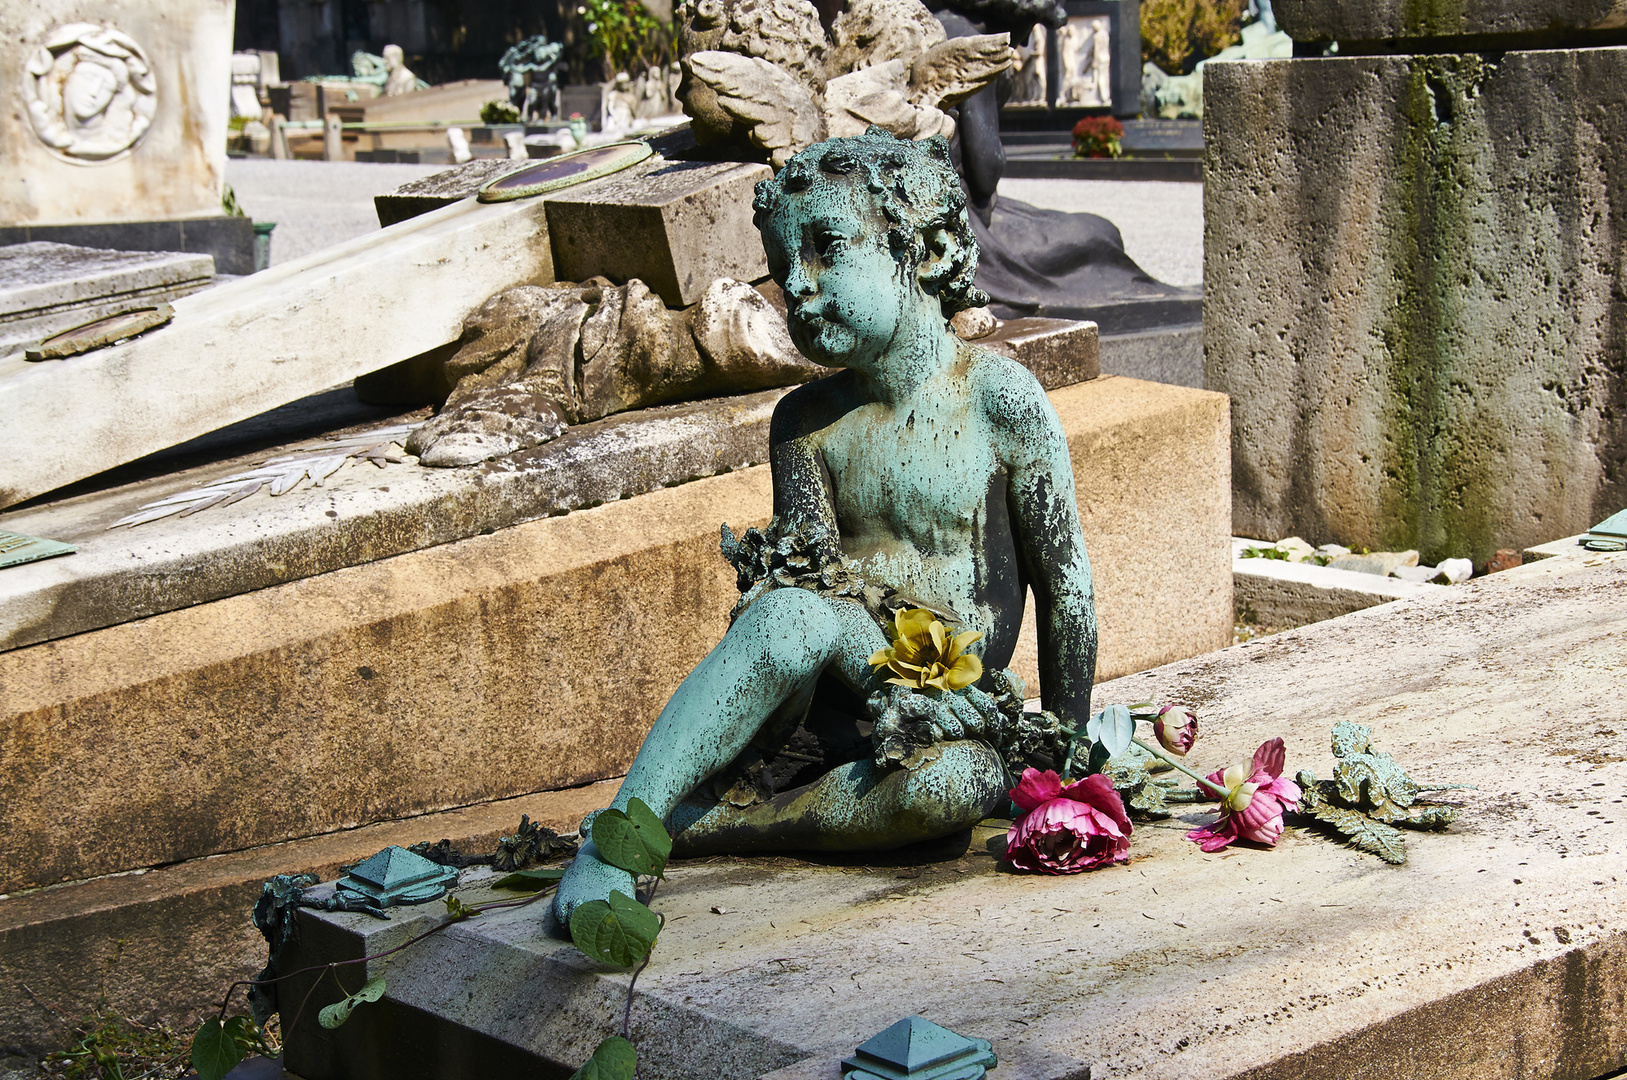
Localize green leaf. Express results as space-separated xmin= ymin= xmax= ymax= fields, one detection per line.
xmin=593 ymin=810 xmax=657 ymax=877
xmin=222 ymin=1015 xmax=269 ymax=1055
xmin=443 ymin=895 xmax=478 ymax=920
xmin=353 ymin=975 xmax=387 ymax=1004
xmin=568 ymin=1035 xmax=638 ymax=1080
xmin=569 ymin=890 xmax=658 ymax=967
xmin=318 ymin=998 xmax=356 ymax=1030
xmin=1086 ymin=740 xmax=1111 ymax=777
xmin=1091 ymin=704 xmax=1134 ymax=760
xmin=191 ymin=1018 xmax=245 ymax=1080
xmin=624 ymin=798 xmax=672 ymax=876
xmin=492 ymin=866 xmax=568 ymax=891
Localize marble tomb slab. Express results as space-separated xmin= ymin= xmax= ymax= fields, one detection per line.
xmin=0 ymin=0 xmax=233 ymax=227
xmin=1273 ymin=0 xmax=1627 ymax=42
xmin=281 ymin=551 xmax=1627 ymax=1080
xmin=0 ymin=241 xmax=214 ymax=351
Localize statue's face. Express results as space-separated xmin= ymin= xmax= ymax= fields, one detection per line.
xmin=64 ymin=58 xmax=119 ymax=123
xmin=762 ymin=181 xmax=912 ymax=370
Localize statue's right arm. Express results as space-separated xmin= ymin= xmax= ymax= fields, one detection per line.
xmin=767 ymin=380 xmax=841 ymax=533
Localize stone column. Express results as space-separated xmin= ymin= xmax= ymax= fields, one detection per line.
xmin=1204 ymin=1 xmax=1627 ymax=567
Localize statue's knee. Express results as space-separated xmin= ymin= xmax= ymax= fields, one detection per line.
xmin=734 ymin=588 xmax=844 ymax=667
xmin=894 ymin=741 xmax=1006 ymax=835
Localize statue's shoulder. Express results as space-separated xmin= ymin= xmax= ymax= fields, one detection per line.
xmin=770 ymin=370 xmax=853 ymax=443
xmin=962 ymin=346 xmax=1054 ymax=425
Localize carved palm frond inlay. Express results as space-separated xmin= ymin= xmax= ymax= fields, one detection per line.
xmin=109 ymin=424 xmax=420 ymax=529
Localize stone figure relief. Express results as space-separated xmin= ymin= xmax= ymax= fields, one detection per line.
xmin=1008 ymin=24 xmax=1047 ymax=105
xmin=1056 ymin=15 xmax=1110 ymax=107
xmin=23 ymin=23 xmax=157 ymax=163
xmin=675 ymin=0 xmax=1014 ymax=167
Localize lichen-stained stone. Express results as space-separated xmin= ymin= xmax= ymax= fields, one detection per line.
xmin=1204 ymin=48 xmax=1627 ymax=567
xmin=1273 ymin=0 xmax=1627 ymax=42
xmin=544 ymin=157 xmax=772 ymax=307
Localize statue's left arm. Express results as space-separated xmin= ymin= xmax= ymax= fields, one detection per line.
xmin=984 ymin=364 xmax=1098 ymax=731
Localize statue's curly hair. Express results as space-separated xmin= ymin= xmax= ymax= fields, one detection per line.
xmin=752 ymin=127 xmax=989 ymax=318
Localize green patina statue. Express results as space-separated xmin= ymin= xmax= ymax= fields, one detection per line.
xmin=554 ymin=127 xmax=1098 ymax=920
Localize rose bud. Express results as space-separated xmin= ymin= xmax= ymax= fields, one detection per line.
xmin=1154 ymin=705 xmax=1198 ymax=756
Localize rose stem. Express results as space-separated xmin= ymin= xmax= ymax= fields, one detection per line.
xmin=1131 ymin=736 xmax=1231 ymax=797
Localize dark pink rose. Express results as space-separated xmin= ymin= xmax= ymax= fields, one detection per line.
xmin=1186 ymin=737 xmax=1302 ymax=852
xmin=1154 ymin=705 xmax=1198 ymax=756
xmin=1006 ymin=768 xmax=1132 ymax=874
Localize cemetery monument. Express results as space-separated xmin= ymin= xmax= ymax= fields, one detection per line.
xmin=554 ymin=127 xmax=1098 ymax=916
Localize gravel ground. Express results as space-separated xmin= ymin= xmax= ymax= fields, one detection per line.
xmin=997 ymin=177 xmax=1204 ymax=287
xmin=225 ymin=159 xmax=1205 ymax=285
xmin=225 ymin=159 xmax=445 ymax=265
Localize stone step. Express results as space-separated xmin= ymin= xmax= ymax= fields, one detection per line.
xmin=279 ymin=552 xmax=1627 ymax=1080
xmin=0 ymin=780 xmax=616 ymax=1057
xmin=0 ymin=376 xmax=1229 ymax=897
xmin=1231 ymin=536 xmax=1442 ymax=628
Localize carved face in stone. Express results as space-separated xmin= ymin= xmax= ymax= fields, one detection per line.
xmin=383 ymin=44 xmax=404 ymax=72
xmin=23 ymin=24 xmax=156 ymax=163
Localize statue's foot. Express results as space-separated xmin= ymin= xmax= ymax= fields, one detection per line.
xmin=551 ymin=841 xmax=636 ymax=928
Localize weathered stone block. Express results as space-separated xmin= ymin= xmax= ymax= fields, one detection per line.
xmin=0 ymin=781 xmax=616 ymax=1056
xmin=0 ymin=376 xmax=1228 ymax=894
xmin=0 ymin=242 xmax=214 ymax=349
xmin=0 ymin=194 xmax=556 ymax=510
xmin=0 ymin=0 xmax=233 ymax=227
xmin=1204 ymin=48 xmax=1627 ymax=566
xmin=283 ymin=553 xmax=1627 ymax=1080
xmin=545 ymin=158 xmax=772 ymax=307
xmin=1274 ymin=0 xmax=1627 ymax=42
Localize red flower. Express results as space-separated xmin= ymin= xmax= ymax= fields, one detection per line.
xmin=1186 ymin=738 xmax=1303 ymax=852
xmin=1005 ymin=768 xmax=1132 ymax=874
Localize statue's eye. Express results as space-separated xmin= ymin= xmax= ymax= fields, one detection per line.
xmin=813 ymin=232 xmax=846 ymax=259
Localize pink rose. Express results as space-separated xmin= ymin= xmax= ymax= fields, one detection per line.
xmin=1186 ymin=737 xmax=1302 ymax=851
xmin=1154 ymin=705 xmax=1198 ymax=756
xmin=1006 ymin=768 xmax=1132 ymax=874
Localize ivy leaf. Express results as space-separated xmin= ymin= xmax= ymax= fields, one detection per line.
xmin=569 ymin=890 xmax=658 ymax=968
xmin=623 ymin=798 xmax=672 ymax=877
xmin=353 ymin=975 xmax=387 ymax=1004
xmin=191 ymin=1019 xmax=245 ymax=1080
xmin=592 ymin=810 xmax=657 ymax=877
xmin=443 ymin=895 xmax=478 ymax=920
xmin=492 ymin=866 xmax=568 ymax=891
xmin=221 ymin=1015 xmax=269 ymax=1055
xmin=569 ymin=1035 xmax=638 ymax=1080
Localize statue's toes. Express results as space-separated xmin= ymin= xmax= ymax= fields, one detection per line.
xmin=551 ymin=852 xmax=636 ymax=928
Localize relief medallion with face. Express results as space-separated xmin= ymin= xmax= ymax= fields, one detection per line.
xmin=23 ymin=23 xmax=158 ymax=164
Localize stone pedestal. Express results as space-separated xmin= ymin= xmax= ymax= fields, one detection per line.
xmin=278 ymin=552 xmax=1627 ymax=1080
xmin=0 ymin=0 xmax=234 ymax=227
xmin=1205 ymin=35 xmax=1627 ymax=566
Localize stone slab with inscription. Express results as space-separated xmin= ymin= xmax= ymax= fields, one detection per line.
xmin=0 ymin=241 xmax=214 ymax=351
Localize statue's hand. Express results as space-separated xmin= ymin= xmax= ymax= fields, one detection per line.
xmin=868 ymin=684 xmax=991 ymax=768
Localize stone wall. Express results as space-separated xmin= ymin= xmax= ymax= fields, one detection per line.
xmin=1204 ymin=48 xmax=1627 ymax=565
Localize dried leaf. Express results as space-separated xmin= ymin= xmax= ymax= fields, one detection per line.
xmin=1311 ymin=804 xmax=1408 ymax=864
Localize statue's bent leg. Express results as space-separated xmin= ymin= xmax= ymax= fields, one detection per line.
xmin=553 ymin=588 xmax=874 ymax=920
xmin=670 ymin=740 xmax=1007 ymax=856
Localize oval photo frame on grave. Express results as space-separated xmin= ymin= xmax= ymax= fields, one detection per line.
xmin=477 ymin=141 xmax=654 ymax=202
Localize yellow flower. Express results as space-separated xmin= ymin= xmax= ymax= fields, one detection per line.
xmin=868 ymin=608 xmax=984 ymax=692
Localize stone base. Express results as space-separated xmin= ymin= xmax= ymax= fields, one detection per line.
xmin=281 ymin=552 xmax=1627 ymax=1080
xmin=0 ymin=377 xmax=1228 ymax=896
xmin=1232 ymin=537 xmax=1442 ymax=627
xmin=0 ymin=217 xmax=256 ymax=277
xmin=1098 ymin=322 xmax=1201 ymax=388
xmin=0 ymin=782 xmax=615 ymax=1058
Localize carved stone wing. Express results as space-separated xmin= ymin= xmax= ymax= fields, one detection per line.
xmin=685 ymin=50 xmax=825 ymax=168
xmin=908 ymin=33 xmax=1014 ymax=110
